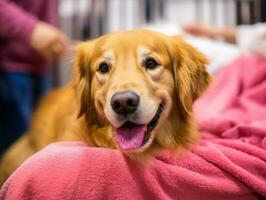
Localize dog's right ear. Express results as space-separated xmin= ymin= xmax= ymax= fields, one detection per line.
xmin=73 ymin=41 xmax=97 ymax=126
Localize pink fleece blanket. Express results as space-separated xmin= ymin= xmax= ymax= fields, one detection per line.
xmin=1 ymin=55 xmax=266 ymax=200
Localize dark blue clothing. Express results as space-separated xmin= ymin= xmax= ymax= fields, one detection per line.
xmin=0 ymin=72 xmax=50 ymax=154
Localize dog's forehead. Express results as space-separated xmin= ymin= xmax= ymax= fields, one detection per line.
xmin=101 ymin=47 xmax=151 ymax=60
xmin=97 ymin=30 xmax=169 ymax=54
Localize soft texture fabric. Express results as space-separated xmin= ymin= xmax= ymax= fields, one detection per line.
xmin=237 ymin=23 xmax=266 ymax=57
xmin=0 ymin=0 xmax=58 ymax=74
xmin=0 ymin=72 xmax=51 ymax=154
xmin=0 ymin=55 xmax=266 ymax=199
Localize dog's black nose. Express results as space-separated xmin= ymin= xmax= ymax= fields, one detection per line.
xmin=111 ymin=91 xmax=140 ymax=115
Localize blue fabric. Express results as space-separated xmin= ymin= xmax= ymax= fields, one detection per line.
xmin=0 ymin=72 xmax=51 ymax=154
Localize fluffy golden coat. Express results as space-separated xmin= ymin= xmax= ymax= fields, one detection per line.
xmin=0 ymin=29 xmax=211 ymax=184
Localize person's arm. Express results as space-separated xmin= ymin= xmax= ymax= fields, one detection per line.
xmin=183 ymin=23 xmax=236 ymax=43
xmin=0 ymin=0 xmax=68 ymax=60
xmin=0 ymin=0 xmax=38 ymax=44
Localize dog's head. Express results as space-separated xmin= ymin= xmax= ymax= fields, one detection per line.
xmin=74 ymin=29 xmax=210 ymax=156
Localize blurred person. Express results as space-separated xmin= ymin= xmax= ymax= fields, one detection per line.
xmin=0 ymin=0 xmax=68 ymax=154
xmin=183 ymin=23 xmax=266 ymax=57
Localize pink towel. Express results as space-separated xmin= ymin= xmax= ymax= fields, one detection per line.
xmin=1 ymin=55 xmax=266 ymax=199
xmin=194 ymin=55 xmax=266 ymax=148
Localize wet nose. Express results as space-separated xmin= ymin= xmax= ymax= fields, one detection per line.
xmin=111 ymin=91 xmax=140 ymax=116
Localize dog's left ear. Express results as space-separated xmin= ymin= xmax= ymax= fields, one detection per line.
xmin=169 ymin=36 xmax=211 ymax=118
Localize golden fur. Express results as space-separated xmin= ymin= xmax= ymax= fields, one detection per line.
xmin=0 ymin=29 xmax=211 ymax=184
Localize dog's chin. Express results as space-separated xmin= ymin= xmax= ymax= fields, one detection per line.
xmin=112 ymin=103 xmax=165 ymax=153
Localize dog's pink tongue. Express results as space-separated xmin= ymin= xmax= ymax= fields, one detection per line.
xmin=115 ymin=123 xmax=146 ymax=150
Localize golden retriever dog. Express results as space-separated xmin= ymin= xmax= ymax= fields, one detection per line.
xmin=0 ymin=29 xmax=210 ymax=184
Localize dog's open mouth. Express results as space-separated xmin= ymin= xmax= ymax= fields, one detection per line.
xmin=114 ymin=103 xmax=164 ymax=150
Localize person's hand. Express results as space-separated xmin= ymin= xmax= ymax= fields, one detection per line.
xmin=182 ymin=23 xmax=220 ymax=38
xmin=30 ymin=22 xmax=69 ymax=60
xmin=182 ymin=23 xmax=236 ymax=43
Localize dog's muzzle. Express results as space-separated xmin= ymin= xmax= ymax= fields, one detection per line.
xmin=110 ymin=91 xmax=164 ymax=151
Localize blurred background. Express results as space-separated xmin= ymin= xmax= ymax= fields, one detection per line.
xmin=56 ymin=0 xmax=265 ymax=85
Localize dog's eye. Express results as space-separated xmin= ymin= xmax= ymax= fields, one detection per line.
xmin=98 ymin=62 xmax=110 ymax=74
xmin=145 ymin=58 xmax=158 ymax=70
